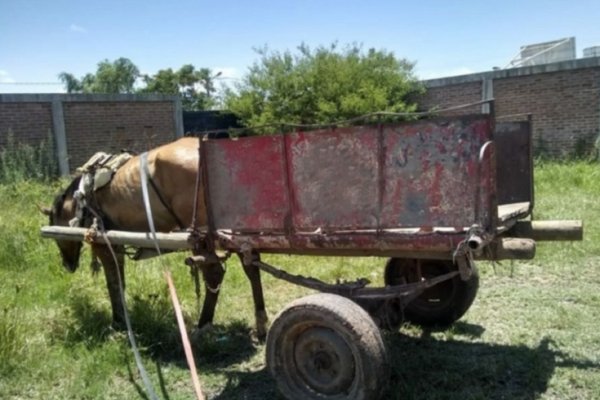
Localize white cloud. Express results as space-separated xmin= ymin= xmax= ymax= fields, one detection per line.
xmin=70 ymin=24 xmax=87 ymax=33
xmin=0 ymin=70 xmax=15 ymax=83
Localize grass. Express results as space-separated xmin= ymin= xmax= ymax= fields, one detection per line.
xmin=0 ymin=161 xmax=599 ymax=399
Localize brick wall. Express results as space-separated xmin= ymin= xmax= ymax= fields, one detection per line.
xmin=421 ymin=57 xmax=600 ymax=157
xmin=419 ymin=82 xmax=482 ymax=116
xmin=0 ymin=94 xmax=183 ymax=174
xmin=63 ymin=101 xmax=176 ymax=168
xmin=494 ymin=69 xmax=600 ymax=157
xmin=0 ymin=102 xmax=53 ymax=147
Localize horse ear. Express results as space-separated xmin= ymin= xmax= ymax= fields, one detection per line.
xmin=37 ymin=203 xmax=52 ymax=216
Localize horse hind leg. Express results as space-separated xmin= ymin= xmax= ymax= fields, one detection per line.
xmin=238 ymin=252 xmax=268 ymax=341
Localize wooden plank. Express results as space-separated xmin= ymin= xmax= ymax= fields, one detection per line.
xmin=497 ymin=202 xmax=531 ymax=223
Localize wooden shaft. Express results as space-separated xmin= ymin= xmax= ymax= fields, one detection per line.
xmin=40 ymin=226 xmax=193 ymax=250
xmin=511 ymin=220 xmax=583 ymax=241
xmin=481 ymin=237 xmax=536 ymax=260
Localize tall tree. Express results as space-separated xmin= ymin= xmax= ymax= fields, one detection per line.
xmin=92 ymin=58 xmax=140 ymax=93
xmin=141 ymin=68 xmax=179 ymax=94
xmin=58 ymin=57 xmax=140 ymax=93
xmin=225 ymin=43 xmax=423 ymax=129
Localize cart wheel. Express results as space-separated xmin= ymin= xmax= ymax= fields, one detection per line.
xmin=384 ymin=258 xmax=479 ymax=327
xmin=266 ymin=293 xmax=388 ymax=400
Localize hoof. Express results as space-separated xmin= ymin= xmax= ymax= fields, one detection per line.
xmin=106 ymin=326 xmax=127 ymax=341
xmin=255 ymin=330 xmax=267 ymax=343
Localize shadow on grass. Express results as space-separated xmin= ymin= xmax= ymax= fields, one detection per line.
xmin=380 ymin=332 xmax=598 ymax=400
xmin=64 ymin=295 xmax=598 ymax=399
xmin=64 ymin=290 xmax=259 ymax=367
xmin=61 ymin=292 xmax=115 ymax=346
xmin=207 ymin=329 xmax=598 ymax=400
xmin=212 ymin=367 xmax=280 ymax=400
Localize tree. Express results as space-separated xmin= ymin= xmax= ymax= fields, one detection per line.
xmin=141 ymin=68 xmax=179 ymax=94
xmin=57 ymin=72 xmax=82 ymax=93
xmin=92 ymin=58 xmax=140 ymax=93
xmin=58 ymin=58 xmax=140 ymax=93
xmin=59 ymin=59 xmax=221 ymax=111
xmin=225 ymin=43 xmax=423 ymax=129
xmin=141 ymin=65 xmax=222 ymax=110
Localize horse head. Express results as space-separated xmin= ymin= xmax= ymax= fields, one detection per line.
xmin=41 ymin=176 xmax=83 ymax=272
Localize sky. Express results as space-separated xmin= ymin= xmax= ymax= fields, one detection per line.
xmin=1 ymin=0 xmax=599 ymax=94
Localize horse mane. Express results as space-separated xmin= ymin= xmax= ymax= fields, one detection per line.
xmin=50 ymin=175 xmax=82 ymax=224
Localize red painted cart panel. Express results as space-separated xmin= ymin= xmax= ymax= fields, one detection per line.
xmin=202 ymin=115 xmax=497 ymax=255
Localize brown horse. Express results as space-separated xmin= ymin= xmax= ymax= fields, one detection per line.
xmin=42 ymin=137 xmax=268 ymax=338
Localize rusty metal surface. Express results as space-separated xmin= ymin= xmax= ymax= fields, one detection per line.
xmin=217 ymin=231 xmax=465 ymax=254
xmin=204 ymin=135 xmax=290 ymax=231
xmin=379 ymin=118 xmax=493 ymax=228
xmin=203 ymin=115 xmax=495 ymax=253
xmin=495 ymin=120 xmax=533 ymax=208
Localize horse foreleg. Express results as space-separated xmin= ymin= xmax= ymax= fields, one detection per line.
xmin=197 ymin=262 xmax=225 ymax=331
xmin=93 ymin=244 xmax=126 ymax=330
xmin=239 ymin=253 xmax=268 ymax=340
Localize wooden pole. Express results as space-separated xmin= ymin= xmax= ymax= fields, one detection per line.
xmin=40 ymin=226 xmax=193 ymax=250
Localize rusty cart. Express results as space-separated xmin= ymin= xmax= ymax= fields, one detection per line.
xmin=42 ymin=108 xmax=582 ymax=400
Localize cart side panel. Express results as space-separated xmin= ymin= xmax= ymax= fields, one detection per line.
xmin=287 ymin=126 xmax=380 ymax=230
xmin=204 ymin=135 xmax=290 ymax=231
xmin=381 ymin=118 xmax=494 ymax=228
xmin=286 ymin=117 xmax=495 ymax=230
xmin=204 ymin=115 xmax=496 ymax=233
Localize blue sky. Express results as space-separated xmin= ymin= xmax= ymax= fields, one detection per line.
xmin=1 ymin=0 xmax=599 ymax=93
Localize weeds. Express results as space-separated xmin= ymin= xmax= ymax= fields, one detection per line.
xmin=0 ymin=129 xmax=58 ymax=184
xmin=0 ymin=304 xmax=27 ymax=376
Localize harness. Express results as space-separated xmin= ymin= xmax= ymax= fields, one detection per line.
xmin=71 ymin=152 xmax=132 ymax=228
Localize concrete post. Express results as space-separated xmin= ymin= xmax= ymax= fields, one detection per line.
xmin=173 ymin=97 xmax=184 ymax=138
xmin=481 ymin=78 xmax=494 ymax=114
xmin=51 ymin=99 xmax=70 ymax=176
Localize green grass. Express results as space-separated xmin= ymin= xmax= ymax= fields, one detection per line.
xmin=0 ymin=161 xmax=599 ymax=399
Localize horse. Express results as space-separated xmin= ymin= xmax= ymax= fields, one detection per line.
xmin=41 ymin=137 xmax=268 ymax=339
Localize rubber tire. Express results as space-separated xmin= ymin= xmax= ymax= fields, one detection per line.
xmin=266 ymin=293 xmax=388 ymax=400
xmin=384 ymin=258 xmax=479 ymax=327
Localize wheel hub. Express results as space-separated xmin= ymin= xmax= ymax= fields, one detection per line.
xmin=293 ymin=327 xmax=355 ymax=395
